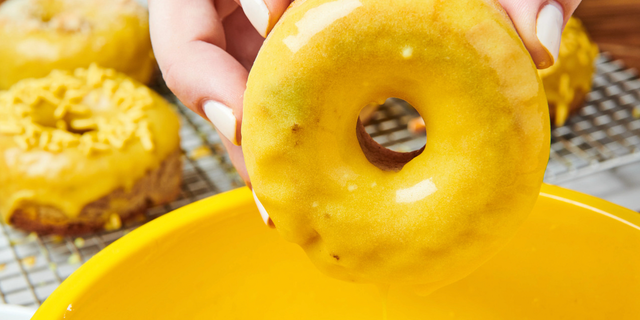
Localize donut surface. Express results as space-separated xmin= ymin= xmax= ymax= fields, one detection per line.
xmin=0 ymin=0 xmax=155 ymax=89
xmin=243 ymin=0 xmax=550 ymax=289
xmin=0 ymin=64 xmax=181 ymax=235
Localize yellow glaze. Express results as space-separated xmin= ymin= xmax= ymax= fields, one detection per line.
xmin=0 ymin=64 xmax=180 ymax=222
xmin=243 ymin=0 xmax=550 ymax=290
xmin=32 ymin=185 xmax=640 ymax=319
xmin=0 ymin=0 xmax=155 ymax=89
xmin=538 ymin=17 xmax=599 ymax=126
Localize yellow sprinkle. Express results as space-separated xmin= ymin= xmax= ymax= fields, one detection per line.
xmin=1 ymin=65 xmax=158 ymax=155
xmin=68 ymin=104 xmax=91 ymax=115
xmin=140 ymin=134 xmax=154 ymax=151
xmin=53 ymin=103 xmax=68 ymax=119
xmin=51 ymin=235 xmax=64 ymax=243
xmin=70 ymin=118 xmax=97 ymax=131
xmin=91 ymin=142 xmax=111 ymax=151
xmin=25 ymin=123 xmax=41 ymax=136
xmin=26 ymin=136 xmax=37 ymax=147
xmin=137 ymin=120 xmax=154 ymax=151
xmin=18 ymin=90 xmax=41 ymax=106
xmin=39 ymin=131 xmax=51 ymax=148
xmin=67 ymin=253 xmax=81 ymax=265
xmin=52 ymin=130 xmax=79 ymax=145
xmin=115 ymin=95 xmax=133 ymax=109
xmin=106 ymin=134 xmax=125 ymax=149
xmin=126 ymin=109 xmax=145 ymax=122
xmin=0 ymin=122 xmax=23 ymax=135
xmin=48 ymin=262 xmax=57 ymax=271
xmin=104 ymin=213 xmax=122 ymax=231
xmin=74 ymin=67 xmax=87 ymax=78
xmin=47 ymin=142 xmax=62 ymax=153
xmin=38 ymin=89 xmax=61 ymax=105
xmin=64 ymin=89 xmax=87 ymax=103
xmin=86 ymin=63 xmax=105 ymax=88
xmin=21 ymin=256 xmax=36 ymax=267
xmin=74 ymin=237 xmax=85 ymax=248
xmin=13 ymin=136 xmax=30 ymax=150
xmin=55 ymin=119 xmax=68 ymax=131
xmin=0 ymin=263 xmax=5 ymax=272
xmin=102 ymin=79 xmax=118 ymax=95
xmin=633 ymin=107 xmax=640 ymax=119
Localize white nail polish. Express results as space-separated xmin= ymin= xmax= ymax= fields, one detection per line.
xmin=536 ymin=3 xmax=563 ymax=65
xmin=240 ymin=0 xmax=270 ymax=37
xmin=252 ymin=189 xmax=270 ymax=226
xmin=203 ymin=101 xmax=239 ymax=146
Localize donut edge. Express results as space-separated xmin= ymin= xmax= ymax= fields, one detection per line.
xmin=8 ymin=150 xmax=183 ymax=236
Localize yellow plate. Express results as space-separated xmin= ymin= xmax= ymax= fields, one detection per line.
xmin=33 ymin=184 xmax=640 ymax=319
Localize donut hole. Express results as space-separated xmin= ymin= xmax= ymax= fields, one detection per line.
xmin=356 ymin=98 xmax=426 ymax=172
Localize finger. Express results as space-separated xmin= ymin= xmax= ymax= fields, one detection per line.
xmin=215 ymin=0 xmax=239 ymax=19
xmin=498 ymin=0 xmax=582 ymax=69
xmin=236 ymin=0 xmax=292 ymax=37
xmin=149 ymin=0 xmax=250 ymax=183
xmin=223 ymin=6 xmax=265 ymax=70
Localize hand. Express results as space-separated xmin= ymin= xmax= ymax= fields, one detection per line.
xmin=148 ymin=0 xmax=580 ymax=186
xmin=148 ymin=0 xmax=291 ymax=186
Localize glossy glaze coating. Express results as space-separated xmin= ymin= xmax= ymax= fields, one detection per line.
xmin=243 ymin=0 xmax=550 ymax=289
xmin=0 ymin=0 xmax=155 ymax=89
xmin=0 ymin=64 xmax=180 ymax=223
xmin=538 ymin=17 xmax=598 ymax=126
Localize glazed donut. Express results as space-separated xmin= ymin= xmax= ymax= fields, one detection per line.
xmin=538 ymin=17 xmax=599 ymax=127
xmin=0 ymin=64 xmax=181 ymax=235
xmin=243 ymin=0 xmax=550 ymax=290
xmin=0 ymin=0 xmax=155 ymax=90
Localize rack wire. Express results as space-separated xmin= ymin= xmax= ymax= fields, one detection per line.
xmin=1 ymin=52 xmax=639 ymax=308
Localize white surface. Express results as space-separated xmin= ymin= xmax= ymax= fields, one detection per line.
xmin=0 ymin=304 xmax=36 ymax=320
xmin=558 ymin=162 xmax=640 ymax=211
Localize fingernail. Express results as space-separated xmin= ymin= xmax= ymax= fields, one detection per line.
xmin=239 ymin=0 xmax=270 ymax=37
xmin=203 ymin=101 xmax=239 ymax=146
xmin=536 ymin=3 xmax=563 ymax=67
xmin=252 ymin=189 xmax=274 ymax=227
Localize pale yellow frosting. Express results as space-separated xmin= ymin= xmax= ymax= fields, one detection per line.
xmin=538 ymin=17 xmax=599 ymax=126
xmin=0 ymin=0 xmax=155 ymax=89
xmin=244 ymin=0 xmax=550 ymax=292
xmin=0 ymin=64 xmax=181 ymax=223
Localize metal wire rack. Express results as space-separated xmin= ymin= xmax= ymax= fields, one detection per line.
xmin=1 ymin=52 xmax=639 ymax=308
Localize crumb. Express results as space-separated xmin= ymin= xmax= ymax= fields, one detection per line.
xmin=21 ymin=256 xmax=36 ymax=267
xmin=67 ymin=253 xmax=81 ymax=265
xmin=189 ymin=145 xmax=212 ymax=160
xmin=74 ymin=237 xmax=85 ymax=248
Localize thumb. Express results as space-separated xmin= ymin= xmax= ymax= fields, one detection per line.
xmin=237 ymin=0 xmax=292 ymax=37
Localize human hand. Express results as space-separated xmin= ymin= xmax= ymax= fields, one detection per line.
xmin=149 ymin=0 xmax=580 ymax=186
xmin=148 ymin=0 xmax=291 ymax=186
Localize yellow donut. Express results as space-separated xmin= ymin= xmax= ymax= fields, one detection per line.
xmin=243 ymin=0 xmax=550 ymax=289
xmin=538 ymin=17 xmax=599 ymax=127
xmin=0 ymin=0 xmax=155 ymax=90
xmin=0 ymin=64 xmax=181 ymax=235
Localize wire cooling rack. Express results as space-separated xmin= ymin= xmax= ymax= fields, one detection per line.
xmin=1 ymin=52 xmax=639 ymax=308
